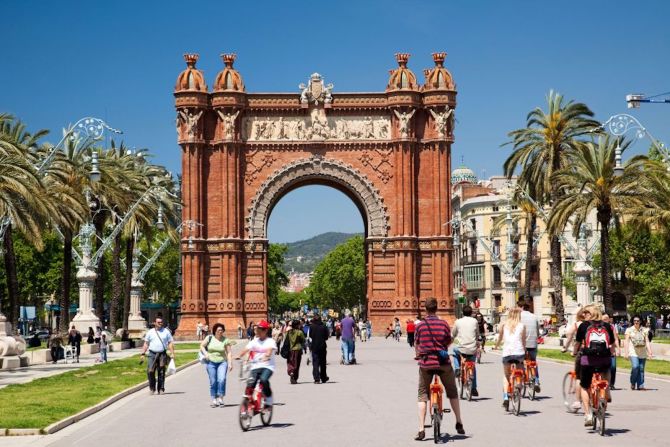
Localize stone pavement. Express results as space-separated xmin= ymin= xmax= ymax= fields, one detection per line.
xmin=1 ymin=337 xmax=668 ymax=447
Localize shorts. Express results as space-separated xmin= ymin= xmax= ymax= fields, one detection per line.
xmin=574 ymin=354 xmax=582 ymax=377
xmin=418 ymin=366 xmax=458 ymax=401
xmin=502 ymin=355 xmax=525 ymax=365
xmin=526 ymin=348 xmax=537 ymax=361
xmin=580 ymin=364 xmax=610 ymax=389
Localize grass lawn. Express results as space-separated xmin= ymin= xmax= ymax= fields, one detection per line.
xmin=174 ymin=342 xmax=202 ymax=350
xmin=653 ymin=338 xmax=670 ymax=344
xmin=0 ymin=354 xmax=192 ymax=429
xmin=538 ymin=349 xmax=670 ymax=376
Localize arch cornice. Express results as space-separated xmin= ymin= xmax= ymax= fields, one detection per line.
xmin=246 ymin=155 xmax=389 ymax=239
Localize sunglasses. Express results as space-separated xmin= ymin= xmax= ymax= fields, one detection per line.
xmin=633 ymin=320 xmax=641 ymax=323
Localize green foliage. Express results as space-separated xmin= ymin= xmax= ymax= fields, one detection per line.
xmin=267 ymin=243 xmax=289 ymax=309
xmin=283 ymin=232 xmax=361 ymax=273
xmin=140 ymin=236 xmax=180 ymax=306
xmin=271 ymin=290 xmax=308 ymax=314
xmin=608 ymin=226 xmax=670 ymax=313
xmin=307 ymin=235 xmax=365 ymax=311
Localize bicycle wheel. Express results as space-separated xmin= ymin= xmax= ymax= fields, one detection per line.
xmin=260 ymin=402 xmax=273 ymax=426
xmin=456 ymin=372 xmax=463 ymax=399
xmin=598 ymin=398 xmax=606 ymax=436
xmin=432 ymin=404 xmax=441 ymax=443
xmin=238 ymin=397 xmax=252 ymax=431
xmin=465 ymin=377 xmax=473 ymax=401
xmin=513 ymin=385 xmax=522 ymax=416
xmin=528 ymin=375 xmax=537 ymax=401
xmin=562 ymin=372 xmax=578 ymax=413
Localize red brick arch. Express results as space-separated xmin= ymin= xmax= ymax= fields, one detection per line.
xmin=175 ymin=54 xmax=457 ymax=334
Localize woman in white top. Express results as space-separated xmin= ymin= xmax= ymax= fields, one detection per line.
xmin=493 ymin=307 xmax=527 ymax=410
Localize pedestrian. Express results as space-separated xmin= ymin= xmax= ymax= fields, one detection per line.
xmin=99 ymin=333 xmax=109 ymax=363
xmin=140 ymin=316 xmax=176 ymax=395
xmin=94 ymin=326 xmax=102 ymax=345
xmin=237 ymin=322 xmax=244 ymax=339
xmin=406 ymin=319 xmax=416 ymax=347
xmin=414 ymin=297 xmax=465 ymax=441
xmin=624 ymin=315 xmax=653 ymax=390
xmin=451 ymin=305 xmax=480 ymax=397
xmin=358 ymin=319 xmax=367 ymax=342
xmin=340 ymin=310 xmax=356 ymax=365
xmin=68 ymin=325 xmax=82 ymax=363
xmin=519 ymin=302 xmax=541 ymax=392
xmin=246 ymin=322 xmax=254 ymax=340
xmin=334 ymin=319 xmax=342 ymax=340
xmin=202 ymin=324 xmax=209 ymax=339
xmin=272 ymin=322 xmax=284 ymax=351
xmin=49 ymin=332 xmax=62 ymax=364
xmin=602 ymin=313 xmax=621 ymax=389
xmin=286 ymin=320 xmax=306 ymax=384
xmin=86 ymin=327 xmax=94 ymax=345
xmin=366 ymin=319 xmax=372 ymax=340
xmin=196 ymin=321 xmax=203 ymax=340
xmin=493 ymin=307 xmax=526 ymax=411
xmin=199 ymin=323 xmax=234 ymax=407
xmin=308 ymin=314 xmax=330 ymax=384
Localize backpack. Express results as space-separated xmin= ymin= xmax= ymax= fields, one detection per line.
xmin=583 ymin=322 xmax=612 ymax=357
xmin=280 ymin=333 xmax=291 ymax=359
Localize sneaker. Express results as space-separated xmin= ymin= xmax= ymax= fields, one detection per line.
xmin=217 ymin=397 xmax=224 ymax=406
xmin=314 ymin=380 xmax=321 ymax=384
xmin=322 ymin=377 xmax=329 ymax=383
xmin=149 ymin=389 xmax=156 ymax=395
xmin=534 ymin=383 xmax=541 ymax=393
xmin=571 ymin=401 xmax=582 ymax=411
xmin=472 ymin=389 xmax=479 ymax=397
xmin=584 ymin=414 xmax=593 ymax=427
xmin=211 ymin=399 xmax=218 ymax=408
xmin=455 ymin=422 xmax=465 ymax=435
xmin=502 ymin=399 xmax=509 ymax=411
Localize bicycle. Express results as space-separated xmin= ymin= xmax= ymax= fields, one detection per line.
xmin=522 ymin=356 xmax=539 ymax=400
xmin=455 ymin=354 xmax=476 ymax=401
xmin=429 ymin=374 xmax=451 ymax=444
xmin=588 ymin=372 xmax=608 ymax=436
xmin=507 ymin=362 xmax=524 ymax=415
xmin=562 ymin=370 xmax=580 ymax=413
xmin=237 ymin=359 xmax=273 ymax=431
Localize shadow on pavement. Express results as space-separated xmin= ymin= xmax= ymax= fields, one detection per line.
xmin=248 ymin=422 xmax=295 ymax=431
xmin=604 ymin=428 xmax=631 ymax=436
xmin=530 ymin=395 xmax=552 ymax=401
xmin=159 ymin=391 xmax=186 ymax=395
xmin=517 ymin=410 xmax=541 ymax=417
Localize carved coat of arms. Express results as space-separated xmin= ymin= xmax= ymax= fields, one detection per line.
xmin=299 ymin=73 xmax=333 ymax=106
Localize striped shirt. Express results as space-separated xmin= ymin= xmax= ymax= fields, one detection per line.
xmin=415 ymin=316 xmax=452 ymax=369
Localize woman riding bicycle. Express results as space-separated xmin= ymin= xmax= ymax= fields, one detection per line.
xmin=561 ymin=307 xmax=588 ymax=411
xmin=493 ymin=307 xmax=526 ymax=411
xmin=236 ymin=320 xmax=277 ymax=410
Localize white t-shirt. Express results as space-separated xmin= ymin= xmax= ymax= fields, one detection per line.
xmin=246 ymin=337 xmax=278 ymax=371
xmin=520 ymin=310 xmax=539 ymax=349
xmin=144 ymin=328 xmax=173 ymax=353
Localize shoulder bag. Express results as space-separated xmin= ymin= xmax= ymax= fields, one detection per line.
xmin=422 ymin=319 xmax=450 ymax=365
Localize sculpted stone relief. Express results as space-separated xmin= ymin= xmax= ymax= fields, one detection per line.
xmin=177 ymin=109 xmax=203 ymax=139
xmin=429 ymin=106 xmax=454 ymax=139
xmin=216 ymin=109 xmax=240 ymax=140
xmin=243 ymin=111 xmax=391 ymax=142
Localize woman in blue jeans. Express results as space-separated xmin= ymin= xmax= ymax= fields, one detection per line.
xmin=624 ymin=316 xmax=653 ymax=390
xmin=200 ymin=323 xmax=234 ymax=407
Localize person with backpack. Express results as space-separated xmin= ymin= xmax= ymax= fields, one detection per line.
xmin=573 ymin=304 xmax=615 ymax=427
xmin=283 ymin=320 xmax=306 ymax=384
xmin=624 ymin=315 xmax=653 ymax=391
xmin=199 ymin=323 xmax=234 ymax=407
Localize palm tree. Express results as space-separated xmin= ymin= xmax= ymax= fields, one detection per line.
xmin=0 ymin=117 xmax=51 ymax=326
xmin=504 ymin=91 xmax=600 ymax=321
xmin=548 ymin=136 xmax=647 ymax=314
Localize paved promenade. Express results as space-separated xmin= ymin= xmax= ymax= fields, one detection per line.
xmin=2 ymin=337 xmax=668 ymax=447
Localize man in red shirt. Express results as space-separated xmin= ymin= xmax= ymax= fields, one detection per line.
xmin=406 ymin=319 xmax=416 ymax=347
xmin=414 ymin=298 xmax=465 ymax=440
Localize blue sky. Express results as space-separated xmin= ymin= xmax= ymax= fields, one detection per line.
xmin=2 ymin=0 xmax=669 ymax=242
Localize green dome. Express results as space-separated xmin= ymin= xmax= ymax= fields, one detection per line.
xmin=451 ymin=165 xmax=477 ymax=185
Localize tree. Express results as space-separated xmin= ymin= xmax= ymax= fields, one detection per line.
xmin=267 ymin=244 xmax=289 ymax=314
xmin=548 ymin=136 xmax=646 ymax=315
xmin=504 ymin=91 xmax=600 ymax=320
xmin=307 ymin=235 xmax=365 ymax=311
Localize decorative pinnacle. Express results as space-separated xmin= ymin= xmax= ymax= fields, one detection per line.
xmin=432 ymin=52 xmax=446 ymax=66
xmin=221 ymin=53 xmax=237 ymax=67
xmin=184 ymin=53 xmax=199 ymax=67
xmin=395 ymin=53 xmax=410 ymax=67
xmin=423 ymin=69 xmax=431 ymax=78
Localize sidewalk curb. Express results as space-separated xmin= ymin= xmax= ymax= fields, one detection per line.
xmin=0 ymin=359 xmax=198 ymax=436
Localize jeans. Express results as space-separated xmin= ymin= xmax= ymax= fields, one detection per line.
xmin=526 ymin=347 xmax=540 ymax=381
xmin=206 ymin=361 xmax=228 ymax=398
xmin=452 ymin=348 xmax=477 ymax=389
xmin=246 ymin=367 xmax=273 ymax=399
xmin=100 ymin=347 xmax=107 ymax=362
xmin=147 ymin=351 xmax=167 ymax=392
xmin=610 ymin=356 xmax=617 ymax=387
xmin=341 ymin=338 xmax=355 ymax=364
xmin=630 ymin=356 xmax=647 ymax=389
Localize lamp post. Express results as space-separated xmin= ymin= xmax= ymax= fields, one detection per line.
xmin=0 ymin=117 xmax=119 ymax=367
xmin=625 ymin=92 xmax=670 ymax=109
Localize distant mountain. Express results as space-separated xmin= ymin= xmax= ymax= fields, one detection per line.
xmin=281 ymin=232 xmax=362 ymax=273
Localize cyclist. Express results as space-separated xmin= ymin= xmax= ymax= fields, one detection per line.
xmin=236 ymin=320 xmax=277 ymax=410
xmin=561 ymin=307 xmax=589 ymax=411
xmin=518 ymin=301 xmax=541 ymax=392
xmin=414 ymin=297 xmax=465 ymax=441
xmin=573 ymin=304 xmax=615 ymax=427
xmin=493 ymin=307 xmax=526 ymax=410
xmin=451 ymin=305 xmax=480 ymax=396
xmin=475 ymin=312 xmax=487 ymax=353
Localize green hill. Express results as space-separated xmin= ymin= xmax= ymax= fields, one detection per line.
xmin=282 ymin=232 xmax=362 ymax=273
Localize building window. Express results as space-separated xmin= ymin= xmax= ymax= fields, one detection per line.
xmin=492 ymin=206 xmax=499 ymax=212
xmin=494 ymin=294 xmax=502 ymax=308
xmin=493 ymin=240 xmax=500 ymax=257
xmin=464 ymin=265 xmax=485 ymax=289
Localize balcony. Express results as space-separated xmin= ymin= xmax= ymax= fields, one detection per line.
xmin=461 ymin=254 xmax=485 ymax=265
xmin=491 ymin=280 xmax=502 ymax=289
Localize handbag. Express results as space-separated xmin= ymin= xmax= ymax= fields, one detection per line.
xmin=280 ymin=333 xmax=291 ymax=359
xmin=167 ymin=358 xmax=176 ymax=375
xmin=422 ymin=319 xmax=450 ymax=365
xmin=198 ymin=335 xmax=214 ymax=364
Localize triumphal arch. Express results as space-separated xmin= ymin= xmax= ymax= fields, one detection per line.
xmin=175 ymin=52 xmax=457 ymax=333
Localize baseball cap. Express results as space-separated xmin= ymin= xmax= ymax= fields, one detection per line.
xmin=256 ymin=320 xmax=271 ymax=329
